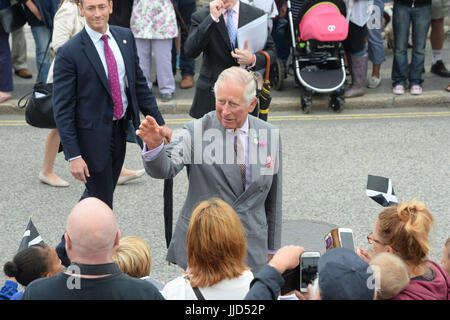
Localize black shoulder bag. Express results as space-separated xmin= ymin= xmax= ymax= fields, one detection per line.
xmin=18 ymin=36 xmax=56 ymax=129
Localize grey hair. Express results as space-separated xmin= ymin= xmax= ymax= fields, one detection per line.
xmin=213 ymin=67 xmax=257 ymax=106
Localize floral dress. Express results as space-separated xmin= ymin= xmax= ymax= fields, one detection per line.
xmin=130 ymin=0 xmax=178 ymax=40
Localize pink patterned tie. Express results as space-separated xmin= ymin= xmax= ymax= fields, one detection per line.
xmin=101 ymin=34 xmax=123 ymax=120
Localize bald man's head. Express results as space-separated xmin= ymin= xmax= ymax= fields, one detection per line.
xmin=65 ymin=198 xmax=120 ymax=263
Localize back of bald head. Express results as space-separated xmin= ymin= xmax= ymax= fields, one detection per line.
xmin=66 ymin=197 xmax=119 ymax=257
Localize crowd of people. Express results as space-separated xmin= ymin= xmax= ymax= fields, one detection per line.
xmin=0 ymin=0 xmax=449 ymax=301
xmin=1 ymin=197 xmax=449 ymax=300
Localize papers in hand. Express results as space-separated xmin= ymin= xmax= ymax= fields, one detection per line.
xmin=366 ymin=175 xmax=398 ymax=207
xmin=237 ymin=14 xmax=268 ymax=53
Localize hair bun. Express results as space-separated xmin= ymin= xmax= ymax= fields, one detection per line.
xmin=397 ymin=200 xmax=426 ymax=223
xmin=3 ymin=261 xmax=19 ymax=277
xmin=397 ymin=203 xmax=413 ymax=223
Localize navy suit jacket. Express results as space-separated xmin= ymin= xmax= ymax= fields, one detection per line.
xmin=184 ymin=1 xmax=276 ymax=118
xmin=53 ymin=25 xmax=165 ymax=173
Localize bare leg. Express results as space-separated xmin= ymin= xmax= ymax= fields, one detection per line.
xmin=40 ymin=129 xmax=69 ymax=187
xmin=372 ymin=63 xmax=381 ymax=79
xmin=430 ymin=18 xmax=444 ymax=51
xmin=429 ymin=18 xmax=450 ymax=77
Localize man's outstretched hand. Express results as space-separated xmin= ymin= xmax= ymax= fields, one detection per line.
xmin=136 ymin=116 xmax=171 ymax=149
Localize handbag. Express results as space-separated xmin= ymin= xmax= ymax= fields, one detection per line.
xmin=18 ymin=82 xmax=56 ymax=128
xmin=0 ymin=3 xmax=26 ymax=33
xmin=18 ymin=37 xmax=56 ymax=129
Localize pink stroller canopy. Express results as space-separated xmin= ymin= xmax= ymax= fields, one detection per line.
xmin=299 ymin=2 xmax=348 ymax=42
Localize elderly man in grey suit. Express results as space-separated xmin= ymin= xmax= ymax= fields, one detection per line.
xmin=137 ymin=67 xmax=282 ymax=274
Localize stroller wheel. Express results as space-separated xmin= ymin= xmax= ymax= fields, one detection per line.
xmin=301 ymin=96 xmax=312 ymax=114
xmin=329 ymin=97 xmax=343 ymax=113
xmin=270 ymin=59 xmax=284 ymax=91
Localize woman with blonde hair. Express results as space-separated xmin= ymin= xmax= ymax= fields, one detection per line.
xmin=359 ymin=199 xmax=450 ymax=300
xmin=161 ymin=198 xmax=254 ymax=300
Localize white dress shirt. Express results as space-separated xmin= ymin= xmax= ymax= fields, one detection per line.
xmin=84 ymin=24 xmax=128 ymax=120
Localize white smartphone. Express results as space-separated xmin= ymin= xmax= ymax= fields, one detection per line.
xmin=300 ymin=251 xmax=320 ymax=292
xmin=338 ymin=228 xmax=355 ymax=251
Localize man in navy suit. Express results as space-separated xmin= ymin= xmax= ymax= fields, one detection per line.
xmin=184 ymin=0 xmax=276 ymax=119
xmin=53 ymin=0 xmax=171 ymax=265
xmin=53 ymin=0 xmax=171 ymax=209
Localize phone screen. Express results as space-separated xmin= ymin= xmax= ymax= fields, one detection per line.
xmin=300 ymin=256 xmax=319 ymax=290
xmin=340 ymin=231 xmax=355 ymax=250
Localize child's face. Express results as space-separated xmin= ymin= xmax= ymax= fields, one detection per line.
xmin=46 ymin=247 xmax=63 ymax=276
xmin=441 ymin=245 xmax=450 ymax=275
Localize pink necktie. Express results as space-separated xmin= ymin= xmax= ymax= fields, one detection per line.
xmin=101 ymin=34 xmax=123 ymax=120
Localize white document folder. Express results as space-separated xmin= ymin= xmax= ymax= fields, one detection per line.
xmin=237 ymin=13 xmax=268 ymax=53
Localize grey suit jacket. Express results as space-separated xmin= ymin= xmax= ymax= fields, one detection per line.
xmin=143 ymin=111 xmax=282 ymax=274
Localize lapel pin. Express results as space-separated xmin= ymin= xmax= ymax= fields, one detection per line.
xmin=123 ymin=40 xmax=127 ymax=44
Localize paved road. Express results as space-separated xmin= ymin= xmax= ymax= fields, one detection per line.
xmin=1 ymin=107 xmax=449 ymax=286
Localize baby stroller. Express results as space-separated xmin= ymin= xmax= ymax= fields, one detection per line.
xmin=286 ymin=0 xmax=348 ymax=113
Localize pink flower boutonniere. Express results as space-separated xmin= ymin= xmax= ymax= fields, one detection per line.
xmin=258 ymin=141 xmax=267 ymax=147
xmin=265 ymin=155 xmax=274 ymax=168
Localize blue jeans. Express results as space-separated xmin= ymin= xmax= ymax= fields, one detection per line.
xmin=31 ymin=25 xmax=52 ymax=83
xmin=391 ymin=3 xmax=431 ymax=87
xmin=367 ymin=0 xmax=385 ymax=65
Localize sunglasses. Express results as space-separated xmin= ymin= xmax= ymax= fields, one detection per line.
xmin=367 ymin=232 xmax=384 ymax=245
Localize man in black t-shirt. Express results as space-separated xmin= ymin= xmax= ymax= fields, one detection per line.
xmin=22 ymin=197 xmax=164 ymax=300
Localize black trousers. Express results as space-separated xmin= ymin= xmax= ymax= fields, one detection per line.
xmin=80 ymin=123 xmax=127 ymax=209
xmin=343 ymin=22 xmax=368 ymax=55
xmin=56 ymin=122 xmax=126 ymax=266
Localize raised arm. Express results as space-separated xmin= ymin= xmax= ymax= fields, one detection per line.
xmin=184 ymin=3 xmax=222 ymax=59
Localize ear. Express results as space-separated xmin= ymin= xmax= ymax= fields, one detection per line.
xmin=114 ymin=229 xmax=121 ymax=248
xmin=109 ymin=0 xmax=113 ymax=14
xmin=248 ymin=97 xmax=258 ymax=113
xmin=64 ymin=232 xmax=71 ymax=252
xmin=385 ymin=245 xmax=396 ymax=255
xmin=78 ymin=2 xmax=84 ymax=16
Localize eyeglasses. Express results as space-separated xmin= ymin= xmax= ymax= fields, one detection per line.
xmin=367 ymin=232 xmax=383 ymax=245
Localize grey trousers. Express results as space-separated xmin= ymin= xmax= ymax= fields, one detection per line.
xmin=135 ymin=38 xmax=175 ymax=94
xmin=10 ymin=27 xmax=28 ymax=70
